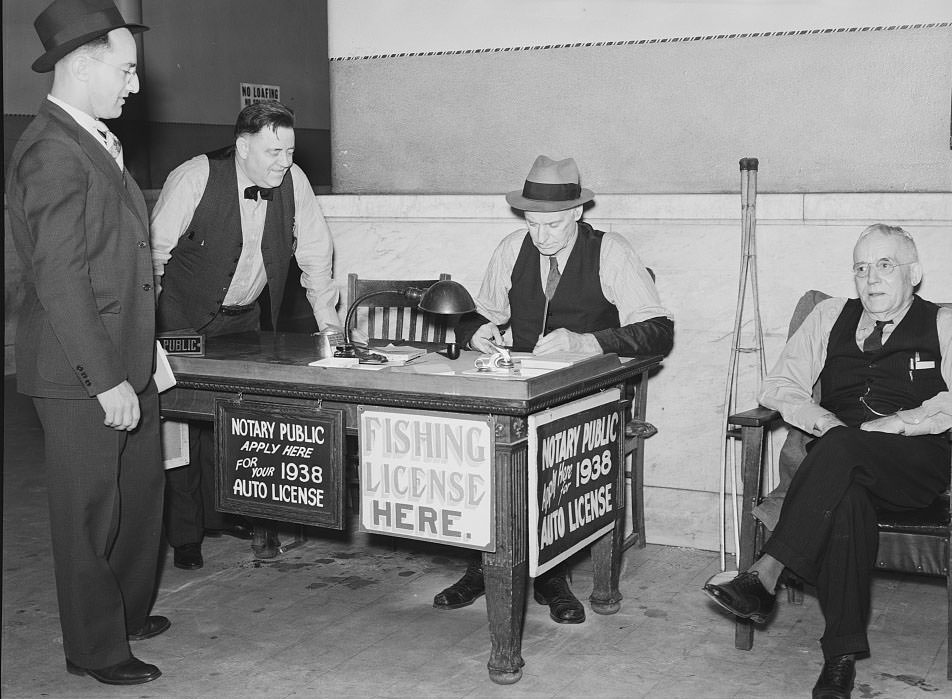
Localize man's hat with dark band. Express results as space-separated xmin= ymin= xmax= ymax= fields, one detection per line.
xmin=505 ymin=155 xmax=595 ymax=212
xmin=32 ymin=0 xmax=148 ymax=73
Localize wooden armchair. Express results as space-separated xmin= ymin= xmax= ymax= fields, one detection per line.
xmin=346 ymin=273 xmax=452 ymax=343
xmin=726 ymin=295 xmax=952 ymax=679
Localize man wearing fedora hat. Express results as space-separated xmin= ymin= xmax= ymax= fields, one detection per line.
xmin=7 ymin=0 xmax=167 ymax=686
xmin=433 ymin=155 xmax=674 ymax=623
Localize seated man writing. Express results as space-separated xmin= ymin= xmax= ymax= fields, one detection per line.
xmin=704 ymin=224 xmax=951 ymax=699
xmin=433 ymin=154 xmax=674 ymax=623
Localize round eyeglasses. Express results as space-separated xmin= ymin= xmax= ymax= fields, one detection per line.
xmin=852 ymin=260 xmax=912 ymax=278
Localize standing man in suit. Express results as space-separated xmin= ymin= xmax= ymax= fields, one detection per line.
xmin=151 ymin=100 xmax=343 ymax=567
xmin=7 ymin=0 xmax=168 ymax=686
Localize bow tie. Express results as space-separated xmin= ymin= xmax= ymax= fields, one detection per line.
xmin=244 ymin=185 xmax=273 ymax=201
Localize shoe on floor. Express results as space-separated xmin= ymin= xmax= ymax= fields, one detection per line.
xmin=433 ymin=560 xmax=485 ymax=609
xmin=128 ymin=615 xmax=171 ymax=641
xmin=205 ymin=519 xmax=254 ymax=540
xmin=533 ymin=573 xmax=585 ymax=624
xmin=812 ymin=654 xmax=855 ymax=699
xmin=173 ymin=542 xmax=203 ymax=570
xmin=702 ymin=570 xmax=776 ymax=624
xmin=66 ymin=656 xmax=161 ymax=685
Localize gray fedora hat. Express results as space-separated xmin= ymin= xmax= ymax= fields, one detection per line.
xmin=505 ymin=155 xmax=595 ymax=212
xmin=32 ymin=0 xmax=147 ymax=73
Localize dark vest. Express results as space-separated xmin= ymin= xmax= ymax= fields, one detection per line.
xmin=508 ymin=221 xmax=620 ymax=352
xmin=820 ymin=296 xmax=946 ymax=426
xmin=157 ymin=149 xmax=296 ymax=332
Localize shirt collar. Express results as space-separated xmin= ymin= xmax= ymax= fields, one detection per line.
xmin=859 ymin=297 xmax=914 ymax=331
xmin=47 ymin=94 xmax=103 ymax=144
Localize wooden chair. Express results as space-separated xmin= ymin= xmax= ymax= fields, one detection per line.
xmin=726 ymin=294 xmax=952 ymax=679
xmin=346 ymin=273 xmax=452 ymax=343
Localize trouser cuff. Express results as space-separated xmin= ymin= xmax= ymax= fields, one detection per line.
xmin=821 ymin=631 xmax=869 ymax=661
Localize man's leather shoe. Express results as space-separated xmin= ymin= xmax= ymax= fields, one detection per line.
xmin=173 ymin=542 xmax=203 ymax=570
xmin=813 ymin=654 xmax=855 ymax=698
xmin=128 ymin=615 xmax=171 ymax=641
xmin=66 ymin=657 xmax=161 ymax=685
xmin=703 ymin=570 xmax=776 ymax=624
xmin=433 ymin=560 xmax=485 ymax=609
xmin=533 ymin=573 xmax=585 ymax=624
xmin=205 ymin=520 xmax=254 ymax=540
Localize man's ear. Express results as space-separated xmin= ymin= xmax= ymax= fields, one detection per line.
xmin=572 ymin=206 xmax=583 ymax=222
xmin=235 ymin=135 xmax=249 ymax=159
xmin=67 ymin=53 xmax=90 ymax=82
xmin=910 ymin=261 xmax=923 ymax=287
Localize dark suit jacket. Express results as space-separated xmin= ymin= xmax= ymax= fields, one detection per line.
xmin=7 ymin=100 xmax=156 ymax=399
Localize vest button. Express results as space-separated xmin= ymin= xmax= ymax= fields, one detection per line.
xmin=137 ymin=240 xmax=147 ymax=248
xmin=142 ymin=283 xmax=152 ymax=291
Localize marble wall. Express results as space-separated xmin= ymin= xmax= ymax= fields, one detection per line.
xmin=316 ymin=192 xmax=952 ymax=552
xmin=4 ymin=191 xmax=951 ymax=551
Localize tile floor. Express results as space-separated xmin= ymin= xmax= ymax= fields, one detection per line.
xmin=2 ymin=376 xmax=950 ymax=698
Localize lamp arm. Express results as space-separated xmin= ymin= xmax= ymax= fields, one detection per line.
xmin=343 ymin=288 xmax=423 ymax=344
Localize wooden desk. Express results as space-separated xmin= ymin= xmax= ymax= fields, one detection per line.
xmin=161 ymin=332 xmax=661 ymax=684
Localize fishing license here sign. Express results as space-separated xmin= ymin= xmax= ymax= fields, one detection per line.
xmin=528 ymin=389 xmax=624 ymax=576
xmin=358 ymin=407 xmax=495 ymax=551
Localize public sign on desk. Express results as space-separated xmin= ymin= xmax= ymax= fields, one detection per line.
xmin=215 ymin=400 xmax=345 ymax=529
xmin=359 ymin=407 xmax=495 ymax=551
xmin=528 ymin=389 xmax=623 ymax=576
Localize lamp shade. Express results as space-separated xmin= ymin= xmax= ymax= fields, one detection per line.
xmin=417 ymin=280 xmax=476 ymax=315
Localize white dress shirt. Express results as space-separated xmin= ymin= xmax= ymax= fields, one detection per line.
xmin=150 ymin=155 xmax=339 ymax=330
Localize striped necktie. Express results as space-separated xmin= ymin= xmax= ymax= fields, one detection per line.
xmin=544 ymin=256 xmax=561 ymax=300
xmin=94 ymin=122 xmax=122 ymax=160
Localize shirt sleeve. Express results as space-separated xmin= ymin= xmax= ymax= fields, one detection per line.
xmin=472 ymin=230 xmax=524 ymax=325
xmin=896 ymin=305 xmax=952 ymax=435
xmin=290 ymin=166 xmax=340 ymax=330
xmin=597 ymin=232 xmax=672 ymax=323
xmin=150 ymin=155 xmax=209 ymax=277
xmin=759 ymin=298 xmax=847 ymax=435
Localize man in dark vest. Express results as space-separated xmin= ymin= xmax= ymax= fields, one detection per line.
xmin=151 ymin=100 xmax=343 ymax=569
xmin=704 ymin=224 xmax=951 ymax=699
xmin=433 ymin=155 xmax=675 ymax=624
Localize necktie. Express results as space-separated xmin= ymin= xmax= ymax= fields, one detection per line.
xmin=244 ymin=186 xmax=273 ymax=201
xmin=544 ymin=256 xmax=561 ymax=300
xmin=95 ymin=124 xmax=122 ymax=159
xmin=863 ymin=320 xmax=892 ymax=353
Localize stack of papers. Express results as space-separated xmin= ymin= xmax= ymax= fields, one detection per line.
xmin=516 ymin=351 xmax=597 ymax=370
xmin=373 ymin=344 xmax=427 ymax=365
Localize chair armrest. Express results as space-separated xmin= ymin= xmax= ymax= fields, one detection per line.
xmin=728 ymin=406 xmax=781 ymax=428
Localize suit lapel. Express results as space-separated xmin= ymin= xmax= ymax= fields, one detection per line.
xmin=41 ymin=101 xmax=149 ymax=232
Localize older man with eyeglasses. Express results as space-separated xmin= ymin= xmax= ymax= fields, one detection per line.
xmin=704 ymin=224 xmax=952 ymax=699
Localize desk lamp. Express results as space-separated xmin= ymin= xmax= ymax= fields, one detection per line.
xmin=342 ymin=280 xmax=476 ymax=355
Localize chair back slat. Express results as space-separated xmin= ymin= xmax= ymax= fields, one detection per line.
xmin=347 ymin=273 xmax=452 ymax=343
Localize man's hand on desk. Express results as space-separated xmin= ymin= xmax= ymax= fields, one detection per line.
xmin=533 ymin=328 xmax=600 ymax=355
xmin=470 ymin=323 xmax=505 ymax=354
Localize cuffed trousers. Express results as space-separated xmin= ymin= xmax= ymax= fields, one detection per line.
xmin=763 ymin=426 xmax=949 ymax=660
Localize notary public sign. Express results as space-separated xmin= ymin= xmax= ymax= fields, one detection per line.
xmin=158 ymin=333 xmax=204 ymax=356
xmin=359 ymin=406 xmax=495 ymax=551
xmin=528 ymin=389 xmax=624 ymax=576
xmin=215 ymin=400 xmax=344 ymax=529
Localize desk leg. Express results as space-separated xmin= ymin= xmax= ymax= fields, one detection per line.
xmin=484 ymin=417 xmax=527 ymax=684
xmin=590 ymin=404 xmax=628 ymax=614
